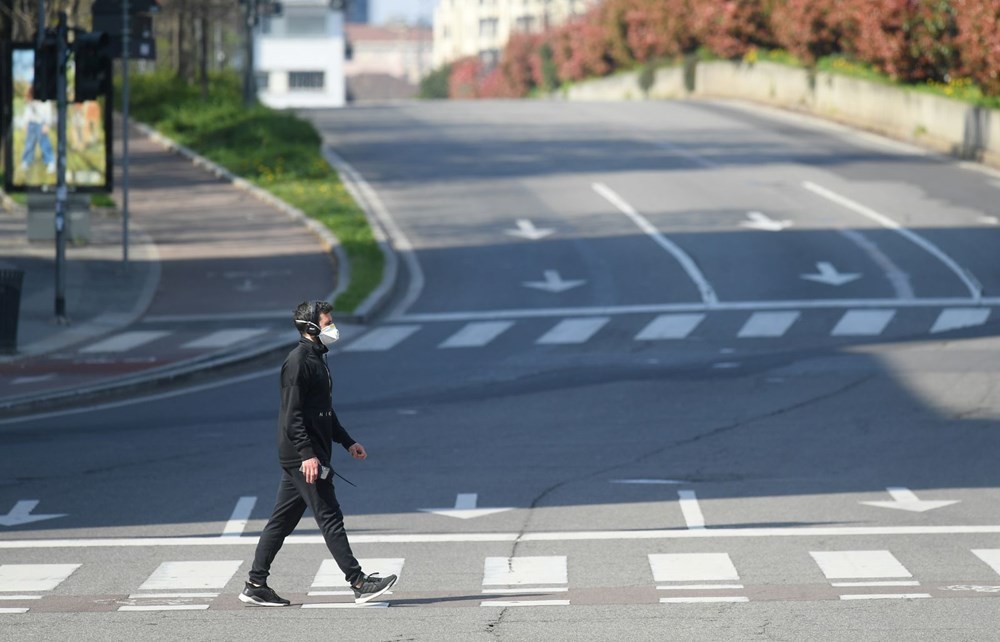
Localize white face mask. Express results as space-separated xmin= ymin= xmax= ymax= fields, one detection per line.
xmin=318 ymin=323 xmax=340 ymax=346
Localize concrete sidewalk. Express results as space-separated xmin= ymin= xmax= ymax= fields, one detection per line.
xmin=0 ymin=123 xmax=352 ymax=414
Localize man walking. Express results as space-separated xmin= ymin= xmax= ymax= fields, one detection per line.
xmin=240 ymin=300 xmax=396 ymax=606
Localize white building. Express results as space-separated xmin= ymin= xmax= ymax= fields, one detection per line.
xmin=254 ymin=0 xmax=347 ymax=108
xmin=433 ymin=0 xmax=598 ymax=69
xmin=345 ymin=24 xmax=434 ymax=100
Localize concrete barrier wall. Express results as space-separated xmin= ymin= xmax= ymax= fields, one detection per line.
xmin=563 ymin=60 xmax=1000 ymax=167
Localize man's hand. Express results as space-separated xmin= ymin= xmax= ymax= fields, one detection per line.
xmin=300 ymin=457 xmax=320 ymax=484
xmin=349 ymin=443 xmax=367 ymax=460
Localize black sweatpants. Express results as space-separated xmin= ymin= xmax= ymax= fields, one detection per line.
xmin=249 ymin=467 xmax=362 ymax=586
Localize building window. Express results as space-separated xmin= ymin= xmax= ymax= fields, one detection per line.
xmin=289 ymin=71 xmax=325 ymax=91
xmin=286 ymin=13 xmax=328 ymax=36
xmin=479 ymin=18 xmax=498 ymax=37
xmin=515 ymin=15 xmax=535 ymax=32
xmin=479 ymin=48 xmax=499 ymax=68
xmin=255 ymin=72 xmax=269 ymax=90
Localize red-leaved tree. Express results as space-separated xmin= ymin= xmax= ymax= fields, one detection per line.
xmin=693 ymin=0 xmax=776 ymax=59
xmin=843 ymin=0 xmax=958 ymax=82
xmin=449 ymin=56 xmax=482 ymax=99
xmin=953 ymin=0 xmax=1000 ymax=95
xmin=769 ymin=0 xmax=849 ymax=64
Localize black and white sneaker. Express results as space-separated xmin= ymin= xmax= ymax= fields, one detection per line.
xmin=352 ymin=573 xmax=397 ymax=604
xmin=239 ymin=581 xmax=291 ymax=607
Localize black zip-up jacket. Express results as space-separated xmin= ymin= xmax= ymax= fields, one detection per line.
xmin=277 ymin=337 xmax=356 ymax=468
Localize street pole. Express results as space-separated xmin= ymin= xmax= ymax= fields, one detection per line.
xmin=54 ymin=12 xmax=67 ymax=322
xmin=243 ymin=0 xmax=256 ymax=107
xmin=122 ymin=0 xmax=130 ymax=266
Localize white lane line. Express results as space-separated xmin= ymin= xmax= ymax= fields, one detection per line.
xmin=182 ymin=329 xmax=269 ymax=349
xmin=649 ymin=554 xmax=739 ymax=583
xmin=11 ymin=374 xmax=56 ymax=385
xmin=221 ymin=497 xmax=257 ymax=538
xmin=830 ymin=581 xmax=920 ymax=588
xmin=19 ymin=525 xmax=1000 ymax=548
xmin=831 ymin=309 xmax=896 ymax=336
xmin=139 ymin=561 xmax=243 ymax=590
xmin=325 ymin=148 xmax=424 ymax=320
xmin=803 ymin=181 xmax=982 ymax=300
xmin=839 ymin=594 xmax=930 ymax=601
xmin=481 ymin=588 xmax=570 ymax=594
xmin=536 ymin=318 xmax=609 ymax=345
xmin=342 ymin=325 xmax=420 ymax=352
xmin=118 ymin=605 xmax=210 ymax=611
xmin=312 ymin=558 xmax=404 ymax=588
xmin=657 ymin=585 xmax=744 ymax=590
xmin=391 ymin=298 xmax=1000 ymax=323
xmin=0 ymin=595 xmax=42 ymax=600
xmin=0 ymin=608 xmax=30 ymax=614
xmin=439 ymin=321 xmax=513 ymax=348
xmin=838 ymin=229 xmax=914 ymax=299
xmin=79 ymin=331 xmax=170 ymax=353
xmin=483 ymin=557 xmax=567 ymax=586
xmin=127 ymin=593 xmax=219 ymax=599
xmin=738 ymin=312 xmax=800 ymax=338
xmin=678 ymin=491 xmax=706 ymax=530
xmin=931 ymin=308 xmax=991 ymax=334
xmin=810 ymin=551 xmax=912 ymax=580
xmin=971 ymin=550 xmax=1000 ymax=576
xmin=302 ymin=602 xmax=389 ymax=609
xmin=660 ymin=596 xmax=749 ymax=604
xmin=635 ymin=314 xmax=705 ymax=340
xmin=307 ymin=591 xmax=355 ymax=596
xmin=480 ymin=600 xmax=570 ymax=607
xmin=592 ymin=182 xmax=718 ymax=305
xmin=0 ymin=564 xmax=80 ymax=591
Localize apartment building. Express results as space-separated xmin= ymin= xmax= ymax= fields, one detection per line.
xmin=433 ymin=0 xmax=598 ymax=68
xmin=254 ymin=0 xmax=347 ymax=108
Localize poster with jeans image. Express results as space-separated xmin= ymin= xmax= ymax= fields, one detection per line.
xmin=4 ymin=44 xmax=111 ymax=192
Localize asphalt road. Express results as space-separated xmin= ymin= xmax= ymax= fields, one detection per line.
xmin=3 ymin=99 xmax=1000 ymax=641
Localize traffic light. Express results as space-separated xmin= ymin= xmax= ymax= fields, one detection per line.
xmin=73 ymin=31 xmax=111 ymax=102
xmin=32 ymin=32 xmax=59 ymax=101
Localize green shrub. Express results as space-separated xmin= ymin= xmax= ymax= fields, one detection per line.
xmin=125 ymin=70 xmax=381 ymax=312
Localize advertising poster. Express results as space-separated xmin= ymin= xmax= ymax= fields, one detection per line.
xmin=4 ymin=44 xmax=112 ymax=193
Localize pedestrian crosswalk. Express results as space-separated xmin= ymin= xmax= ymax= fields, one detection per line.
xmin=344 ymin=306 xmax=995 ymax=353
xmin=44 ymin=305 xmax=998 ymax=359
xmin=5 ymin=546 xmax=1000 ymax=613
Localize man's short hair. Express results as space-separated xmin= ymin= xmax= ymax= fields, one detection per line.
xmin=293 ymin=300 xmax=333 ymax=333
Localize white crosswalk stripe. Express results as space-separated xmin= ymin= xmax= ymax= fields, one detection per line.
xmin=971 ymin=549 xmax=1000 ymax=576
xmin=137 ymin=561 xmax=243 ymax=591
xmin=181 ymin=328 xmax=269 ymax=349
xmin=635 ymin=314 xmax=705 ymax=340
xmin=0 ymin=564 xmax=80 ymax=615
xmin=831 ymin=309 xmax=896 ymax=336
xmin=931 ymin=308 xmax=991 ymax=333
xmin=343 ymin=325 xmax=421 ymax=352
xmin=738 ymin=311 xmax=800 ymax=338
xmin=536 ymin=318 xmax=609 ymax=345
xmin=440 ymin=321 xmax=513 ymax=348
xmin=79 ymin=331 xmax=170 ymax=353
xmin=481 ymin=556 xmax=570 ymax=607
xmin=810 ymin=550 xmax=912 ymax=580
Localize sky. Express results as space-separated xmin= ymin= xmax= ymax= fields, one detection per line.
xmin=371 ymin=0 xmax=435 ymax=25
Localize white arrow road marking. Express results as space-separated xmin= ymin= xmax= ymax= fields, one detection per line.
xmin=0 ymin=501 xmax=66 ymax=527
xmin=741 ymin=211 xmax=792 ymax=231
xmin=522 ymin=270 xmax=585 ymax=293
xmin=860 ymin=487 xmax=960 ymax=512
xmin=678 ymin=491 xmax=705 ymax=530
xmin=800 ymin=262 xmax=862 ymax=286
xmin=419 ymin=493 xmax=512 ymax=520
xmin=235 ymin=279 xmax=257 ymax=293
xmin=506 ymin=219 xmax=554 ymax=240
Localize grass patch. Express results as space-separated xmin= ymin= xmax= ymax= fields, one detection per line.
xmin=123 ymin=69 xmax=381 ymax=313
